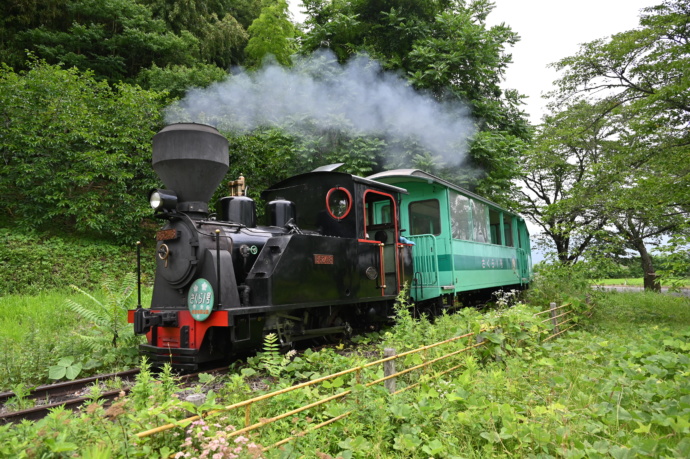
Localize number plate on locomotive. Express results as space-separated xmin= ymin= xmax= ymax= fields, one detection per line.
xmin=314 ymin=254 xmax=334 ymax=265
xmin=156 ymin=229 xmax=178 ymax=241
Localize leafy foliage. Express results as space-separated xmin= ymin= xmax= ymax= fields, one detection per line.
xmin=0 ymin=0 xmax=260 ymax=86
xmin=248 ymin=332 xmax=297 ymax=379
xmin=61 ymin=273 xmax=142 ymax=375
xmin=137 ymin=63 xmax=230 ymax=100
xmin=0 ymin=60 xmax=165 ymax=244
xmin=10 ymin=0 xmax=199 ymax=84
xmin=48 ymin=356 xmax=83 ymax=381
xmin=519 ymin=0 xmax=690 ymax=282
xmin=66 ymin=273 xmax=137 ymax=347
xmin=0 ymin=228 xmax=155 ymax=295
xmin=141 ymin=0 xmax=260 ymax=68
xmin=1 ymin=287 xmax=688 ymax=457
xmin=246 ymin=0 xmax=298 ymax=67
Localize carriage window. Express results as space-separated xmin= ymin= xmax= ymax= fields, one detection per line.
xmin=450 ymin=192 xmax=471 ymax=240
xmin=503 ymin=215 xmax=514 ymax=247
xmin=409 ymin=200 xmax=441 ymax=236
xmin=472 ymin=200 xmax=488 ymax=243
xmin=326 ymin=187 xmax=352 ymax=220
xmin=489 ymin=209 xmax=502 ymax=245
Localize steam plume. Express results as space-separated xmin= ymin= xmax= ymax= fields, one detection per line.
xmin=166 ymin=51 xmax=476 ymax=165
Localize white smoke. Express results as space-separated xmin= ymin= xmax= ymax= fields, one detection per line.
xmin=166 ymin=51 xmax=476 ymax=165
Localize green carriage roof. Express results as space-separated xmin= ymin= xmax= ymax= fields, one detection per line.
xmin=367 ymin=169 xmax=521 ymax=218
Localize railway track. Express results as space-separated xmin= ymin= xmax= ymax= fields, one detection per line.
xmin=0 ymin=366 xmax=229 ymax=424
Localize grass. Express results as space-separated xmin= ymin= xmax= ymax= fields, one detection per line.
xmin=592 ymin=290 xmax=690 ymax=331
xmin=0 ymin=290 xmax=80 ymax=342
xmin=0 ymin=287 xmax=151 ymax=390
xmin=593 ymin=277 xmax=690 ymax=287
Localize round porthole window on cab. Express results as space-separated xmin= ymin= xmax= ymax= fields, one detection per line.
xmin=326 ymin=187 xmax=352 ymax=220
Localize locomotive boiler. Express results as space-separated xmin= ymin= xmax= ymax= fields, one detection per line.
xmin=129 ymin=123 xmax=414 ymax=370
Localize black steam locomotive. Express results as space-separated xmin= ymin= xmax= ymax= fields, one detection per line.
xmin=129 ymin=123 xmax=415 ymax=369
xmin=128 ymin=123 xmax=532 ymax=370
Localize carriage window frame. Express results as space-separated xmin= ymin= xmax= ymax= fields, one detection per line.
xmin=409 ymin=199 xmax=442 ymax=236
xmin=489 ymin=208 xmax=502 ymax=245
xmin=471 ymin=200 xmax=488 ymax=243
xmin=503 ymin=214 xmax=514 ymax=247
xmin=325 ymin=187 xmax=352 ymax=220
xmin=449 ymin=191 xmax=472 ymax=240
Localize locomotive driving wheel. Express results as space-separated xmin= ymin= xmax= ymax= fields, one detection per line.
xmin=319 ymin=307 xmax=350 ymax=343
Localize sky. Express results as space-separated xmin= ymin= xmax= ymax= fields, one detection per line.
xmin=288 ymin=0 xmax=660 ymax=123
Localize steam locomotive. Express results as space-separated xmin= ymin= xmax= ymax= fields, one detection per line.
xmin=128 ymin=123 xmax=532 ymax=370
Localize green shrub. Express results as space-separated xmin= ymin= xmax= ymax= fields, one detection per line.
xmin=528 ymin=260 xmax=596 ymax=307
xmin=0 ymin=61 xmax=164 ymax=244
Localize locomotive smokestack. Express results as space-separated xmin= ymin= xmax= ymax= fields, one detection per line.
xmin=152 ymin=123 xmax=229 ymax=214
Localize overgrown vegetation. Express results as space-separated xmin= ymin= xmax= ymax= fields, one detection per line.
xmin=1 ymin=268 xmax=687 ymax=458
xmin=0 ymin=282 xmax=149 ymax=390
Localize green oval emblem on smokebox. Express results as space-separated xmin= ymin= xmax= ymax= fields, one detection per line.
xmin=187 ymin=278 xmax=214 ymax=321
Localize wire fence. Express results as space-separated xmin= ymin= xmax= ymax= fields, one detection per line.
xmin=135 ymin=301 xmax=592 ymax=454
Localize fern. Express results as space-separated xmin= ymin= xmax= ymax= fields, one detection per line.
xmin=65 ymin=273 xmax=137 ymax=349
xmin=258 ymin=333 xmax=296 ymax=378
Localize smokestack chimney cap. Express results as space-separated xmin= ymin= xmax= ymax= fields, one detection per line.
xmin=152 ymin=123 xmax=229 ymax=214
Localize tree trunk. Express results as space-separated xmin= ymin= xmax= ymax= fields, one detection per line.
xmin=636 ymin=241 xmax=661 ymax=292
xmin=615 ymin=219 xmax=661 ymax=293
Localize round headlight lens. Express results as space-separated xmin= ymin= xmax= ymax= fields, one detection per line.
xmin=150 ymin=191 xmax=163 ymax=209
xmin=149 ymin=189 xmax=177 ymax=211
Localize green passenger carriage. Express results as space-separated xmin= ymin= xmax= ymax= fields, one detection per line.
xmin=368 ymin=169 xmax=532 ymax=306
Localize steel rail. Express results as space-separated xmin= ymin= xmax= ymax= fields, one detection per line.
xmin=1 ymin=366 xmax=229 ymax=425
xmin=0 ymin=369 xmax=140 ymax=405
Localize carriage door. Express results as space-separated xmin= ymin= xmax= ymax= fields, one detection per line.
xmin=517 ymin=223 xmax=531 ymax=284
xmin=364 ymin=190 xmax=399 ymax=296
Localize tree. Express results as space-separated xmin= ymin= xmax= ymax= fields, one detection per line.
xmin=245 ymin=0 xmax=298 ymax=67
xmin=298 ymin=0 xmax=530 ymax=196
xmin=141 ymin=0 xmax=261 ymax=68
xmin=8 ymin=0 xmax=201 ymax=84
xmin=513 ymin=100 xmax=613 ymax=264
xmin=136 ymin=63 xmax=229 ymax=100
xmin=551 ymin=0 xmax=689 ymax=217
xmin=0 ymin=0 xmax=67 ymax=68
xmin=0 ymin=60 xmax=165 ymax=243
xmin=520 ymin=0 xmax=689 ymax=289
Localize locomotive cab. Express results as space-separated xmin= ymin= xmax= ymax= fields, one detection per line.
xmin=259 ymin=169 xmax=413 ymax=301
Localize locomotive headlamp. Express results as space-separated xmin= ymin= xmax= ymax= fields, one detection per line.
xmin=149 ymin=189 xmax=178 ymax=211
